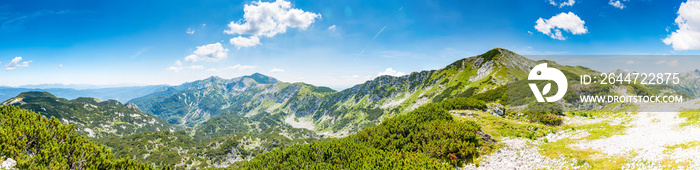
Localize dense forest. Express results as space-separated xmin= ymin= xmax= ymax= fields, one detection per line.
xmin=0 ymin=105 xmax=155 ymax=169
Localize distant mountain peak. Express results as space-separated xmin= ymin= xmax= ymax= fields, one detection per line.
xmin=16 ymin=91 xmax=57 ymax=99
xmin=250 ymin=72 xmax=266 ymax=77
xmin=205 ymin=76 xmax=223 ymax=81
xmin=480 ymin=48 xmax=514 ymax=60
xmin=244 ymin=73 xmax=279 ymax=84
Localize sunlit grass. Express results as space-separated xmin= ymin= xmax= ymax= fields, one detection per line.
xmin=455 ymin=109 xmax=640 ymax=169
xmin=453 ymin=110 xmax=556 ymax=140
xmin=678 ymin=111 xmax=700 ymax=128
xmin=539 ymin=138 xmax=629 ymax=170
xmin=659 ymin=158 xmax=692 ymax=169
xmin=538 ymin=112 xmax=631 ymax=169
xmin=663 ymin=141 xmax=700 ymax=154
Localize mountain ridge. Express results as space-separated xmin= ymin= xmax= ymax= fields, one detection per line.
xmin=1 ymin=91 xmax=175 ymax=138
xmin=12 ymin=48 xmax=698 ymax=169
xmin=129 ymin=48 xmax=548 ymax=136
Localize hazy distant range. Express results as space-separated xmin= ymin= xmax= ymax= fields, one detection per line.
xmin=0 ymin=84 xmax=169 ymax=103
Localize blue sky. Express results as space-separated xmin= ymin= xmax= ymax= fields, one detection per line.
xmin=0 ymin=0 xmax=698 ymax=89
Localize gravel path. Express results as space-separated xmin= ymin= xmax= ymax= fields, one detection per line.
xmin=573 ymin=111 xmax=700 ymax=169
xmin=573 ymin=112 xmax=697 ymax=159
xmin=462 ymin=138 xmax=577 ymax=170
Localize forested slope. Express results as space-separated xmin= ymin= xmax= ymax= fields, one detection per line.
xmin=0 ymin=105 xmax=154 ymax=169
xmin=240 ymin=97 xmax=496 ymax=169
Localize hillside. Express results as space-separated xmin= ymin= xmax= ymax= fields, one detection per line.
xmin=0 ymin=105 xmax=153 ymax=169
xmin=98 ymin=126 xmax=321 ymax=169
xmin=240 ymin=97 xmax=495 ymax=168
xmin=1 ymin=91 xmax=175 ymax=138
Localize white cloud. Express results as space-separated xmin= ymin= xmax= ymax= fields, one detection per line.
xmin=626 ymin=60 xmax=635 ymax=64
xmin=184 ymin=55 xmax=197 ymax=62
xmin=59 ymin=64 xmax=63 ymax=68
xmin=206 ymin=68 xmax=219 ymax=72
xmin=339 ymin=74 xmax=374 ymax=85
xmin=167 ymin=60 xmax=204 ymax=72
xmin=609 ymin=0 xmax=627 ymax=9
xmin=663 ymin=0 xmax=700 ymax=51
xmin=5 ymin=56 xmax=32 ymax=70
xmin=534 ymin=12 xmax=588 ymax=40
xmin=549 ymin=0 xmax=575 ymax=8
xmin=270 ymin=68 xmax=285 ymax=73
xmin=668 ymin=60 xmax=680 ymax=66
xmin=377 ymin=68 xmax=406 ymax=77
xmin=167 ymin=66 xmax=183 ymax=72
xmin=187 ymin=65 xmax=204 ymax=70
xmin=655 ymin=59 xmax=680 ymax=67
xmin=184 ymin=42 xmax=229 ymax=62
xmin=229 ymin=36 xmax=260 ymax=48
xmin=167 ymin=60 xmax=184 ymax=72
xmin=227 ymin=64 xmax=257 ymax=71
xmin=224 ymin=0 xmax=320 ymax=48
xmin=186 ymin=27 xmax=195 ymax=34
xmin=328 ymin=25 xmax=336 ymax=32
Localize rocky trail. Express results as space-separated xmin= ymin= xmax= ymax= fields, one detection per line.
xmin=465 ymin=99 xmax=700 ymax=169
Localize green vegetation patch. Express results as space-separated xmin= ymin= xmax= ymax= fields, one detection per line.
xmin=663 ymin=141 xmax=700 ymax=154
xmin=241 ymin=97 xmax=493 ymax=169
xmin=524 ymin=102 xmax=564 ymax=126
xmin=679 ymin=110 xmax=700 ymax=128
xmin=0 ymin=105 xmax=152 ymax=169
xmin=243 ymin=138 xmax=452 ymax=169
xmin=454 ymin=112 xmax=555 ymax=140
xmin=540 ymin=138 xmax=629 ymax=170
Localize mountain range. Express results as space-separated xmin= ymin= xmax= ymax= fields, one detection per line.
xmin=3 ymin=48 xmax=700 ymax=169
xmin=128 ymin=48 xmax=544 ymax=136
xmin=0 ymin=85 xmax=169 ymax=103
